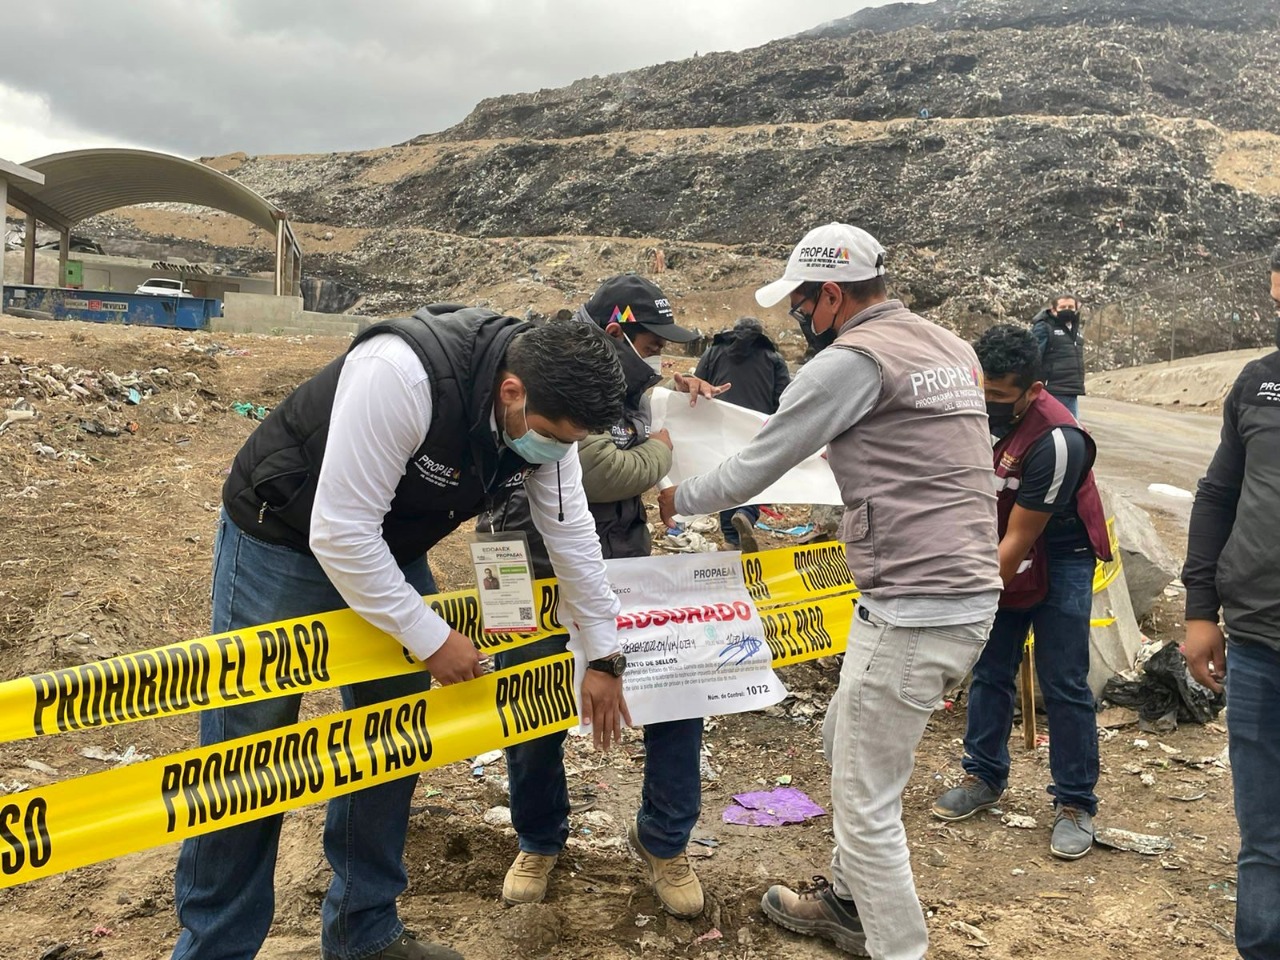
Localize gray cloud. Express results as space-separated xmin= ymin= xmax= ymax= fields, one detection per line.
xmin=0 ymin=1 xmax=897 ymax=160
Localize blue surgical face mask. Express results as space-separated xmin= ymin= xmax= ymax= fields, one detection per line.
xmin=503 ymin=399 xmax=573 ymax=464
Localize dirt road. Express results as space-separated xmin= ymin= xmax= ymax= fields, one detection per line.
xmin=1083 ymin=395 xmax=1220 ymax=545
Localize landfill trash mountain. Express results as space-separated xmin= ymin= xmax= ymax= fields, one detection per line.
xmin=71 ymin=0 xmax=1280 ymax=366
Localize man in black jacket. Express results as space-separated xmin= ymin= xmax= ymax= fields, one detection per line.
xmin=1182 ymin=244 xmax=1280 ymax=960
xmin=1031 ymin=295 xmax=1086 ymax=418
xmin=694 ymin=316 xmax=792 ymax=551
xmin=172 ymin=310 xmax=629 ymax=960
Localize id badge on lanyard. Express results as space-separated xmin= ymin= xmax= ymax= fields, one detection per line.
xmin=471 ymin=530 xmax=538 ymax=634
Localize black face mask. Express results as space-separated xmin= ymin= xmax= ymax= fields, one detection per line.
xmin=614 ymin=333 xmax=660 ymax=398
xmin=798 ymin=313 xmax=837 ymax=353
xmin=986 ymin=401 xmax=1017 ymax=438
xmin=1056 ymin=309 xmax=1079 ymax=325
xmin=987 ymin=393 xmax=1030 ymax=438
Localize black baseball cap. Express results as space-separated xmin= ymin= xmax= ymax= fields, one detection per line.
xmin=582 ymin=274 xmax=700 ymax=343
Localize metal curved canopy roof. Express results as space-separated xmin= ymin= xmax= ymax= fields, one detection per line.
xmin=12 ymin=148 xmax=283 ymax=231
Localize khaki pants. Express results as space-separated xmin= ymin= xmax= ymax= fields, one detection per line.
xmin=822 ymin=606 xmax=992 ymax=960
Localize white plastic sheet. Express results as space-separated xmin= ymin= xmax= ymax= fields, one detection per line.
xmin=649 ymin=387 xmax=843 ymax=507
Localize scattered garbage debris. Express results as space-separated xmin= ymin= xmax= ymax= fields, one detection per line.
xmin=568 ymin=786 xmax=597 ymax=813
xmin=634 ymin=914 xmax=656 ymax=928
xmin=177 ymin=337 xmax=250 ymax=357
xmin=693 ymin=928 xmax=723 ymax=944
xmin=79 ymin=745 xmax=151 ymax=766
xmin=483 ymin=806 xmax=513 ymax=827
xmin=949 ymin=920 xmax=989 ymax=945
xmin=1094 ymin=827 xmax=1174 ymax=855
xmin=700 ymin=748 xmax=720 ymax=782
xmin=231 ymin=401 xmax=269 ymax=420
xmin=1102 ymin=642 xmax=1225 ymax=731
xmin=79 ymin=419 xmax=121 ymax=437
xmin=686 ymin=515 xmax=719 ymax=534
xmin=1002 ymin=814 xmax=1037 ymax=829
xmin=722 ymin=787 xmax=825 ymax=826
xmin=660 ymin=530 xmax=718 ymax=553
xmin=21 ymin=759 xmax=57 ymax=775
xmin=1147 ymin=483 xmax=1194 ymax=500
xmin=755 ymin=521 xmax=815 ymax=537
xmin=0 ymin=398 xmax=35 ymax=433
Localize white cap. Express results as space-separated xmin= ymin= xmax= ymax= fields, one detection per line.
xmin=755 ymin=222 xmax=887 ymax=308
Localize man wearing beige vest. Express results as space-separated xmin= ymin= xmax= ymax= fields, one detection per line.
xmin=660 ymin=223 xmax=1001 ymax=960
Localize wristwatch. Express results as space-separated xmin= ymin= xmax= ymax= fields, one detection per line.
xmin=587 ymin=653 xmax=628 ymax=677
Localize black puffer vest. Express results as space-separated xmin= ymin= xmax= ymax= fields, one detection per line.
xmin=223 ymin=306 xmax=536 ymax=563
xmin=1033 ymin=310 xmax=1086 ymax=397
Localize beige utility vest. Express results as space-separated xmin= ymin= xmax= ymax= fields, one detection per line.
xmin=825 ymin=300 xmax=1001 ymax=599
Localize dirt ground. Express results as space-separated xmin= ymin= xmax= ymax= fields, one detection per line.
xmin=0 ymin=317 xmax=1238 ymax=960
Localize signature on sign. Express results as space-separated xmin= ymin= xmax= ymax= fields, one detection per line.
xmin=718 ymin=633 xmax=763 ymax=669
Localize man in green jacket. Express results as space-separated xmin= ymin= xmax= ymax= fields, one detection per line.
xmin=479 ymin=275 xmax=726 ymax=918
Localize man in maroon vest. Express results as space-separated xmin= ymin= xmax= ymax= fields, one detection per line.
xmin=932 ymin=324 xmax=1112 ymax=860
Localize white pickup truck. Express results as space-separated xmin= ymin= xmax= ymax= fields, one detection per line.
xmin=135 ymin=277 xmax=194 ymax=297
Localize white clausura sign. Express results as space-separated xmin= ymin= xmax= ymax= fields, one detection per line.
xmin=570 ymin=551 xmax=788 ymax=727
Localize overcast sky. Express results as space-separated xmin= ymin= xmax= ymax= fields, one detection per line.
xmin=0 ymin=1 xmax=900 ymax=162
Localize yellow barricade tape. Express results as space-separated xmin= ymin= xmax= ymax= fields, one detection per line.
xmin=0 ymin=655 xmax=578 ymax=890
xmin=0 ymin=522 xmax=1131 ymax=889
xmin=0 ymin=543 xmax=858 ymax=745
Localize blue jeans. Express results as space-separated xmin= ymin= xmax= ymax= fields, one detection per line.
xmin=719 ymin=505 xmax=761 ymax=547
xmin=962 ymin=550 xmax=1099 ymax=813
xmin=497 ymin=636 xmax=703 ymax=858
xmin=172 ymin=513 xmax=436 ymax=960
xmin=1052 ymin=394 xmax=1080 ymax=419
xmin=1227 ymin=640 xmax=1280 ymax=958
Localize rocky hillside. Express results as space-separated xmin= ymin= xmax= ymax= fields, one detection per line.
xmin=76 ymin=0 xmax=1280 ymax=367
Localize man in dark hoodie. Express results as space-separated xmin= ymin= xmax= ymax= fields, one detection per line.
xmin=480 ymin=274 xmax=725 ymax=921
xmin=1031 ymin=295 xmax=1086 ymax=418
xmin=694 ymin=316 xmax=792 ymax=551
xmin=1181 ymin=244 xmax=1280 ymax=960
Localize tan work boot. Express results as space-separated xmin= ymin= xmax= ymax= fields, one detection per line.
xmin=502 ymin=851 xmax=557 ymax=905
xmin=627 ymin=821 xmax=704 ymax=919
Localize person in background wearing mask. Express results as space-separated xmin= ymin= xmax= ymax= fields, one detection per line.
xmin=480 ymin=274 xmax=725 ymax=920
xmin=1181 ymin=244 xmax=1280 ymax=959
xmin=1031 ymin=295 xmax=1086 ymax=418
xmin=931 ymin=324 xmax=1112 ymax=861
xmin=693 ymin=316 xmax=792 ymax=552
xmin=176 ymin=308 xmax=631 ymax=960
xmin=660 ymin=223 xmax=1000 ymax=960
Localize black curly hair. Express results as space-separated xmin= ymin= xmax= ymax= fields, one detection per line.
xmin=974 ymin=324 xmax=1043 ymax=391
xmin=504 ymin=320 xmax=625 ymax=432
